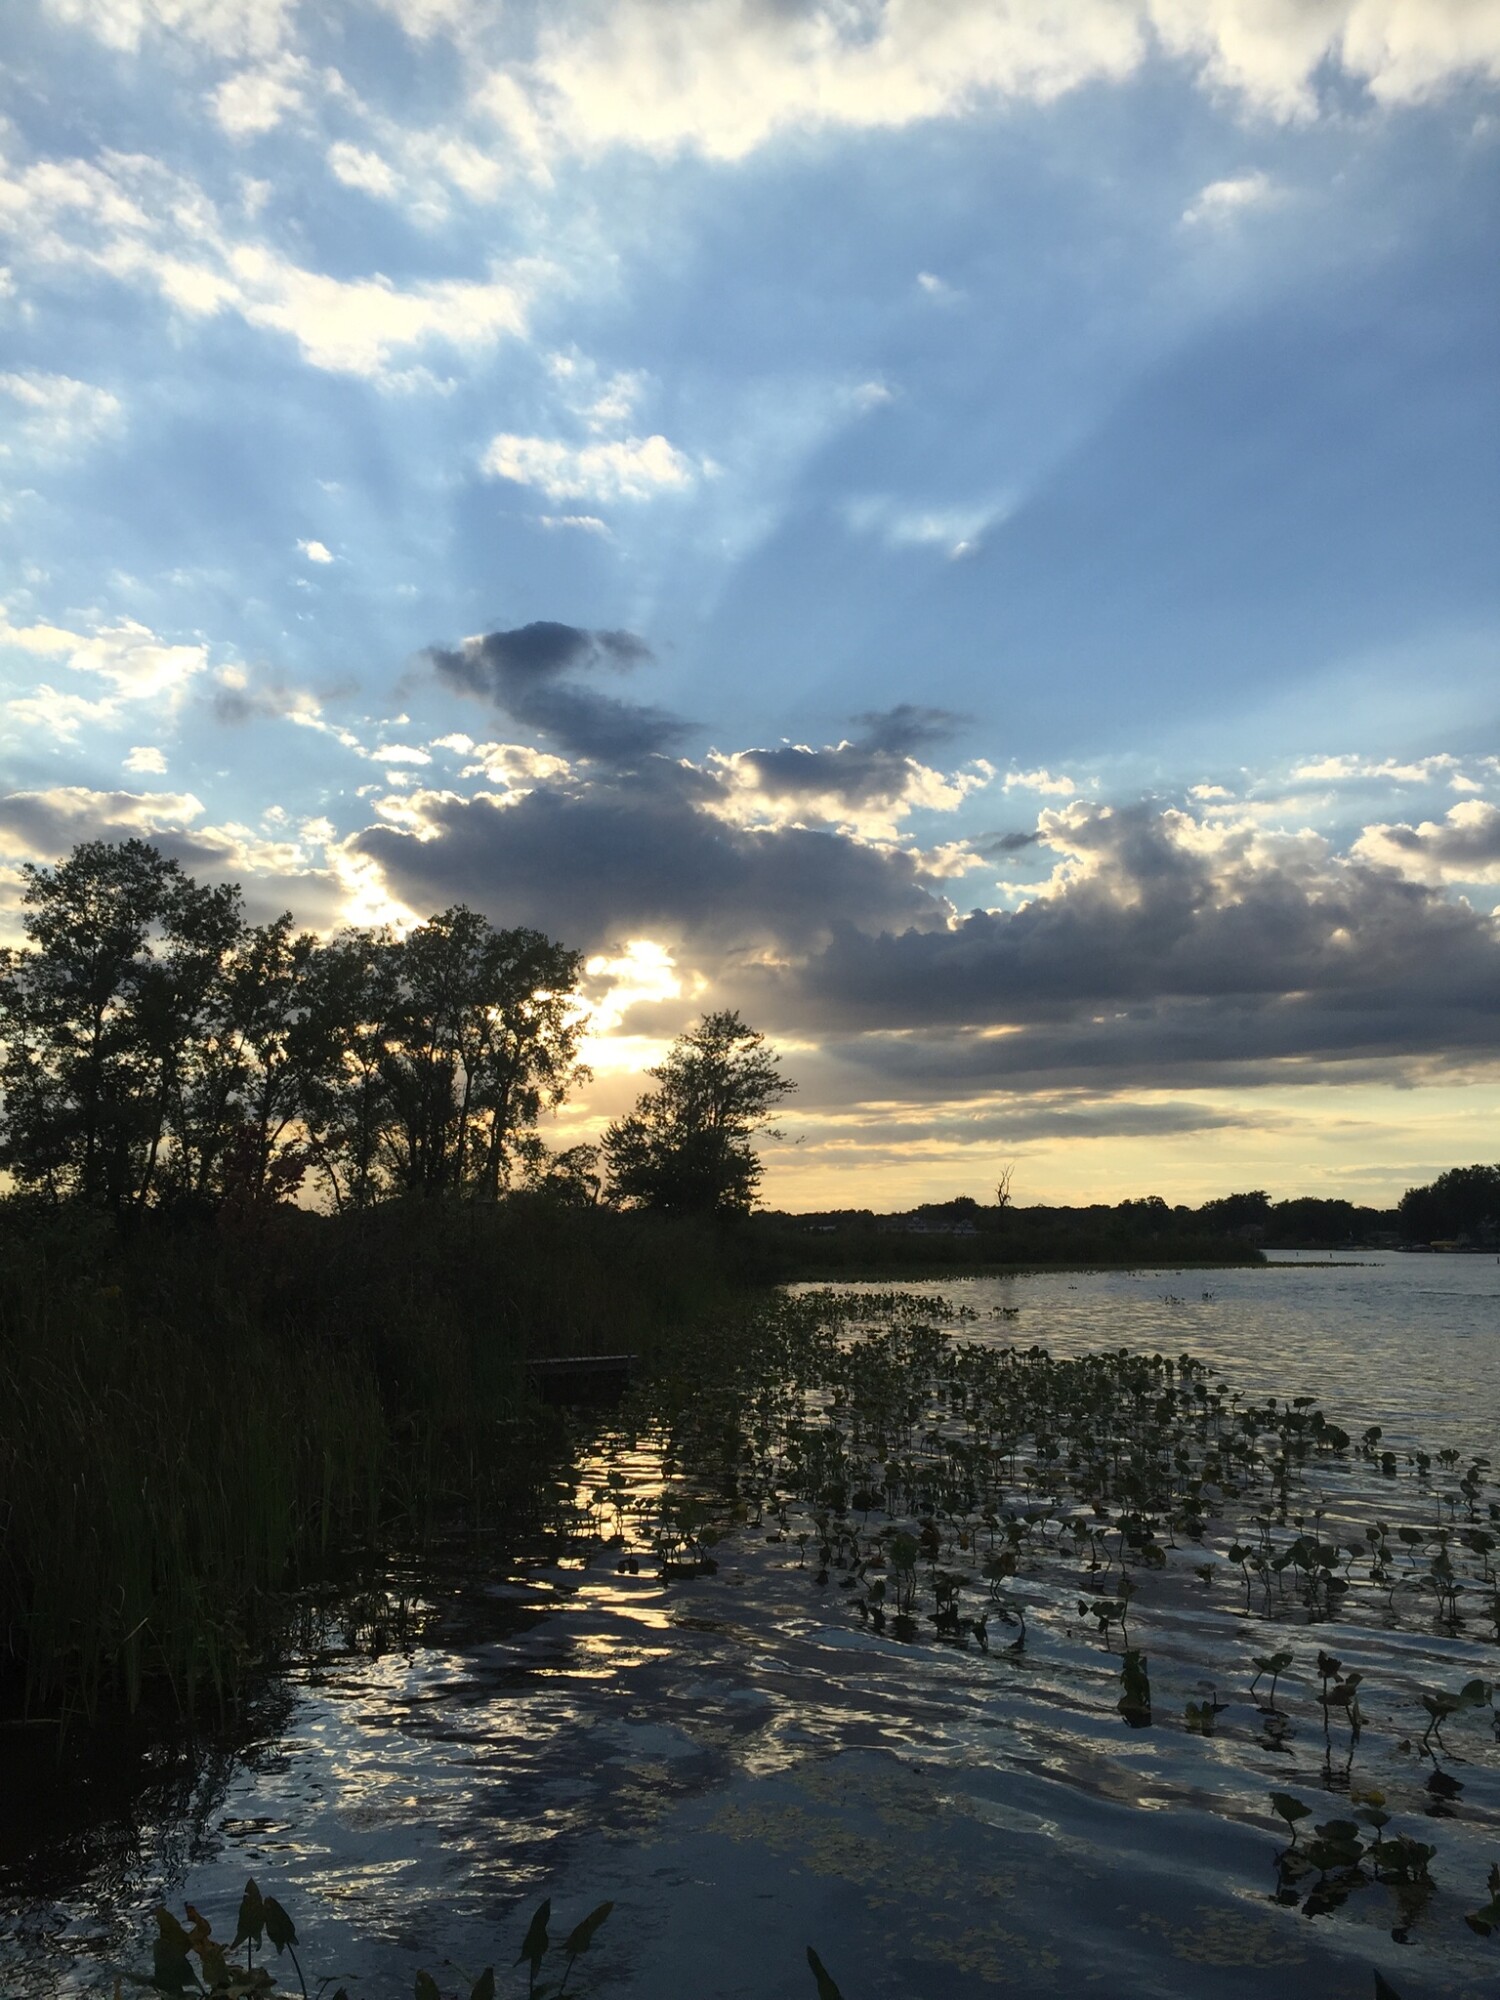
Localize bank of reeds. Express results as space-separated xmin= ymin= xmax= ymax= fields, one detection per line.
xmin=0 ymin=1197 xmax=750 ymax=1720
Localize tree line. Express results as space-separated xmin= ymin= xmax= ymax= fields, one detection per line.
xmin=0 ymin=840 xmax=793 ymax=1220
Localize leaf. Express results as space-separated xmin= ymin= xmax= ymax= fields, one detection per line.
xmin=806 ymin=1946 xmax=846 ymax=2000
xmin=151 ymin=1909 xmax=194 ymax=1994
xmin=414 ymin=1975 xmax=441 ymax=2000
xmin=517 ymin=1899 xmax=552 ymax=1972
xmin=1270 ymin=1792 xmax=1311 ymax=1825
xmin=469 ymin=1970 xmax=496 ymax=2000
xmin=232 ymin=1880 xmax=266 ymax=1950
xmin=562 ymin=1902 xmax=614 ymax=1959
xmin=262 ymin=1896 xmax=297 ymax=1954
xmin=195 ymin=1939 xmax=232 ymax=1990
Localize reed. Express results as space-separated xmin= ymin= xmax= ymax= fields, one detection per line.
xmin=0 ymin=1196 xmax=751 ymax=1717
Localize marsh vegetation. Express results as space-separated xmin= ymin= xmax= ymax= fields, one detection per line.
xmin=10 ymin=1266 xmax=1498 ymax=1998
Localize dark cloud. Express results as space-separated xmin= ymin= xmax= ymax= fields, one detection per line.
xmin=0 ymin=790 xmax=340 ymax=931
xmin=207 ymin=676 xmax=359 ymax=729
xmin=976 ymin=829 xmax=1042 ymax=855
xmin=749 ymin=802 xmax=1500 ymax=1083
xmin=349 ymin=784 xmax=1500 ymax=1096
xmin=0 ymin=787 xmax=198 ymax=860
xmin=428 ymin=621 xmax=683 ymax=763
xmin=351 ymin=773 xmax=950 ymax=956
xmin=726 ymin=704 xmax=967 ymax=808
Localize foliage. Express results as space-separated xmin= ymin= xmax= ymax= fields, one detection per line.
xmin=1398 ymin=1163 xmax=1500 ymax=1245
xmin=603 ymin=1009 xmax=795 ymax=1215
xmin=121 ymin=1884 xmax=853 ymax=2000
xmin=0 ymin=841 xmax=588 ymax=1217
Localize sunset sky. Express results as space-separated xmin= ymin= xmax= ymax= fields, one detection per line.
xmin=1 ymin=1 xmax=1498 ymax=1209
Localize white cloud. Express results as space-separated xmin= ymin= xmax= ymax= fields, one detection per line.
xmin=458 ymin=740 xmax=573 ymax=786
xmin=1004 ymin=767 xmax=1078 ymax=797
xmin=45 ymin=0 xmax=294 ymax=60
xmin=371 ymin=743 xmax=432 ymax=765
xmin=482 ymin=431 xmax=698 ymax=502
xmin=39 ymin=618 xmax=206 ymax=700
xmin=1291 ymin=751 xmax=1461 ymax=783
xmin=844 ymin=492 xmax=1012 ymax=559
xmin=327 ymin=140 xmax=401 ymax=200
xmin=2 ymin=611 xmax=209 ymax=739
xmin=0 ymin=148 xmax=532 ymax=380
xmin=1181 ymin=169 xmax=1279 ymax=226
xmin=210 ymin=54 xmax=310 ymax=138
xmin=123 ymin=744 xmax=167 ymax=773
xmin=470 ymin=1 xmax=1500 ymax=167
xmin=539 ymin=513 xmax=612 ymax=537
xmin=0 ymin=370 xmax=122 ymax=454
xmin=298 ymin=538 xmax=334 ymax=563
xmin=1353 ymin=799 xmax=1500 ymax=885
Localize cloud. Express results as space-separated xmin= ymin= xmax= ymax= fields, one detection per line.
xmin=708 ymin=706 xmax=991 ymax=837
xmin=1003 ymin=768 xmax=1078 ymax=796
xmin=470 ymin=0 xmax=1500 ymax=166
xmin=1291 ymin=751 xmax=1461 ymax=783
xmin=539 ymin=513 xmax=611 ymax=537
xmin=123 ymin=744 xmax=167 ymax=774
xmin=327 ymin=141 xmax=401 ymax=200
xmin=349 ymin=773 xmax=952 ymax=961
xmin=762 ymin=801 xmax=1500 ymax=1085
xmin=0 ymin=148 xmax=531 ymax=379
xmin=482 ymin=431 xmax=698 ymax=502
xmin=428 ymin=621 xmax=684 ymax=763
xmin=0 ymin=370 xmax=123 ymax=455
xmin=298 ymin=538 xmax=334 ymax=563
xmin=1354 ymin=799 xmax=1500 ymax=886
xmin=0 ymin=783 xmax=205 ymax=859
xmin=1180 ymin=169 xmax=1279 ymax=226
xmin=210 ymin=54 xmax=310 ymax=137
xmin=46 ymin=0 xmax=295 ymax=60
xmin=843 ymin=492 xmax=1011 ymax=559
xmin=2 ymin=610 xmax=209 ymax=737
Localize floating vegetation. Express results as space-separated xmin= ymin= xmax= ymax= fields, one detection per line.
xmin=561 ymin=1290 xmax=1500 ymax=1960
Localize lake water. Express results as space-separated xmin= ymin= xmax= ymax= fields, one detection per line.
xmin=4 ymin=1251 xmax=1498 ymax=2000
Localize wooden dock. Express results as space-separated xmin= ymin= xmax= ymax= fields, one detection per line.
xmin=525 ymin=1353 xmax=640 ymax=1407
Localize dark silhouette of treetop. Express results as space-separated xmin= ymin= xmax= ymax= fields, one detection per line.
xmin=602 ymin=1009 xmax=795 ymax=1216
xmin=0 ymin=839 xmax=588 ymax=1215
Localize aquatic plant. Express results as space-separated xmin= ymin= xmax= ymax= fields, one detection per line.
xmin=112 ymin=1885 xmax=858 ymax=1999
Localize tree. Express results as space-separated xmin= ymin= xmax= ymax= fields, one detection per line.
xmin=0 ymin=840 xmax=248 ymax=1212
xmin=0 ymin=844 xmax=590 ymax=1217
xmin=377 ymin=907 xmax=589 ymax=1200
xmin=1398 ymin=1164 xmax=1500 ymax=1244
xmin=603 ymin=1010 xmax=795 ymax=1215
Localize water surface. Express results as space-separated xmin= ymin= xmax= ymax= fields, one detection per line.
xmin=4 ymin=1252 xmax=1497 ymax=1999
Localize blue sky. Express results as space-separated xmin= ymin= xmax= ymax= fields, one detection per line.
xmin=2 ymin=0 xmax=1498 ymax=1207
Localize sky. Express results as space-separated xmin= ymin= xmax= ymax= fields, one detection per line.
xmin=1 ymin=0 xmax=1498 ymax=1211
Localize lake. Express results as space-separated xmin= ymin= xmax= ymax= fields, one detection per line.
xmin=4 ymin=1251 xmax=1498 ymax=2000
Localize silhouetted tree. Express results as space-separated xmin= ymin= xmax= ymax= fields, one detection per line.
xmin=0 ymin=841 xmax=247 ymax=1212
xmin=603 ymin=1010 xmax=795 ymax=1215
xmin=0 ymin=842 xmax=589 ymax=1216
xmin=1398 ymin=1164 xmax=1500 ymax=1244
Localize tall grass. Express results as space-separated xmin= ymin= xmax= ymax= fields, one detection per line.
xmin=0 ymin=1197 xmax=750 ymax=1718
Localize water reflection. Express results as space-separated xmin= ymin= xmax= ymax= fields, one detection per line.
xmin=3 ymin=1254 xmax=1498 ymax=1999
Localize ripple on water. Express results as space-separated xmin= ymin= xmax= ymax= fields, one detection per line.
xmin=3 ymin=1254 xmax=1498 ymax=1998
